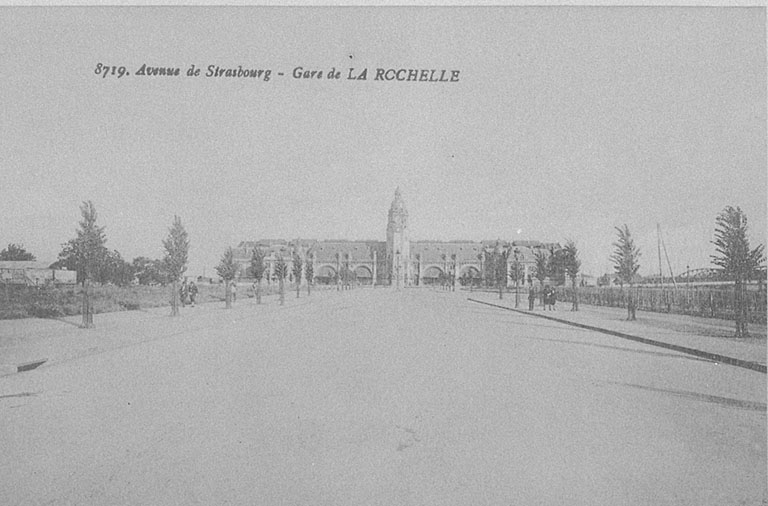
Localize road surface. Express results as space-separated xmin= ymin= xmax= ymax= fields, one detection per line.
xmin=1 ymin=288 xmax=765 ymax=505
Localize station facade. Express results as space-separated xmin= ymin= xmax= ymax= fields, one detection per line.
xmin=232 ymin=189 xmax=559 ymax=287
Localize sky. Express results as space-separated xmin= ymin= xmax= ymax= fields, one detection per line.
xmin=1 ymin=6 xmax=765 ymax=278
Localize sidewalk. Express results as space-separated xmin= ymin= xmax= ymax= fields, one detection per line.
xmin=0 ymin=291 xmax=304 ymax=377
xmin=467 ymin=292 xmax=767 ymax=366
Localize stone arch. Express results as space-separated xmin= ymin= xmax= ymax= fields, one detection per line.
xmin=353 ymin=265 xmax=373 ymax=285
xmin=315 ymin=264 xmax=337 ymax=285
xmin=421 ymin=265 xmax=445 ymax=285
xmin=459 ymin=265 xmax=481 ymax=286
xmin=459 ymin=265 xmax=480 ymax=277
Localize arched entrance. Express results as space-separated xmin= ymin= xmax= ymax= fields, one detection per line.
xmin=421 ymin=266 xmax=445 ymax=286
xmin=459 ymin=265 xmax=481 ymax=287
xmin=354 ymin=265 xmax=373 ymax=285
xmin=315 ymin=265 xmax=337 ymax=285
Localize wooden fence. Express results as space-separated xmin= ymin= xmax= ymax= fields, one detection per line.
xmin=555 ymin=285 xmax=767 ymax=323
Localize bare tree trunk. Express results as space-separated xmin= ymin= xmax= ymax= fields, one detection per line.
xmin=81 ymin=279 xmax=93 ymax=328
xmin=296 ymin=281 xmax=300 ymax=298
xmin=256 ymin=280 xmax=262 ymax=304
xmin=571 ymin=278 xmax=579 ymax=311
xmin=734 ymin=280 xmax=746 ymax=337
xmin=171 ymin=280 xmax=179 ymax=316
xmin=627 ymin=285 xmax=636 ymax=320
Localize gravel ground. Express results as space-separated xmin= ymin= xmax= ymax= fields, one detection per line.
xmin=0 ymin=288 xmax=765 ymax=505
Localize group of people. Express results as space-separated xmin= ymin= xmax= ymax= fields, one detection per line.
xmin=179 ymin=280 xmax=199 ymax=307
xmin=528 ymin=284 xmax=557 ymax=311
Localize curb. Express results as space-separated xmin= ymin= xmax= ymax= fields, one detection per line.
xmin=468 ymin=298 xmax=766 ymax=374
xmin=0 ymin=359 xmax=47 ymax=377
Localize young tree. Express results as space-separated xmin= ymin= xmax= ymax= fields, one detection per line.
xmin=274 ymin=254 xmax=288 ymax=305
xmin=711 ymin=206 xmax=766 ymax=337
xmin=74 ymin=201 xmax=107 ymax=328
xmin=305 ymin=254 xmax=314 ymax=295
xmin=562 ymin=239 xmax=582 ymax=311
xmin=611 ymin=225 xmax=641 ymax=320
xmin=250 ymin=248 xmax=266 ymax=304
xmin=490 ymin=243 xmax=508 ymax=300
xmin=216 ymin=247 xmax=238 ymax=309
xmin=483 ymin=250 xmax=495 ymax=288
xmin=0 ymin=244 xmax=35 ymax=261
xmin=162 ymin=216 xmax=189 ymax=316
xmin=292 ymin=252 xmax=303 ymax=298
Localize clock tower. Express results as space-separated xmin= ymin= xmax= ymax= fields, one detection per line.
xmin=386 ymin=187 xmax=411 ymax=288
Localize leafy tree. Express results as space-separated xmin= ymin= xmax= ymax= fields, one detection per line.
xmin=250 ymin=248 xmax=266 ymax=304
xmin=292 ymin=252 xmax=303 ymax=298
xmin=509 ymin=251 xmax=523 ymax=285
xmin=611 ymin=224 xmax=641 ymax=320
xmin=547 ymin=247 xmax=567 ymax=286
xmin=163 ymin=216 xmax=189 ymax=316
xmin=72 ymin=201 xmax=107 ymax=328
xmin=274 ymin=254 xmax=288 ymax=305
xmin=489 ymin=243 xmax=508 ymax=300
xmin=305 ymin=254 xmax=314 ymax=295
xmin=597 ymin=273 xmax=611 ymax=287
xmin=216 ymin=247 xmax=238 ymax=309
xmin=132 ymin=257 xmax=168 ymax=286
xmin=483 ymin=250 xmax=495 ymax=288
xmin=50 ymin=240 xmax=81 ymax=282
xmin=562 ymin=239 xmax=581 ymax=311
xmin=711 ymin=206 xmax=766 ymax=337
xmin=0 ymin=243 xmax=35 ymax=261
xmin=96 ymin=249 xmax=134 ymax=286
xmin=532 ymin=249 xmax=548 ymax=306
xmin=508 ymin=249 xmax=524 ymax=308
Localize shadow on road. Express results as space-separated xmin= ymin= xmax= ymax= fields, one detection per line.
xmin=607 ymin=381 xmax=767 ymax=412
xmin=513 ymin=334 xmax=717 ymax=365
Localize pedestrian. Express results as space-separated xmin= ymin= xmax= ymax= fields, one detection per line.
xmin=528 ymin=284 xmax=536 ymax=310
xmin=543 ymin=285 xmax=553 ymax=311
xmin=545 ymin=285 xmax=557 ymax=311
xmin=179 ymin=281 xmax=188 ymax=307
xmin=189 ymin=281 xmax=198 ymax=307
xmin=231 ymin=280 xmax=237 ymax=302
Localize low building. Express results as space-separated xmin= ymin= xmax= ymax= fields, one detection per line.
xmin=0 ymin=261 xmax=77 ymax=286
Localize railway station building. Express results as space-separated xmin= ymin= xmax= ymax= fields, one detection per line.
xmin=232 ymin=189 xmax=559 ymax=287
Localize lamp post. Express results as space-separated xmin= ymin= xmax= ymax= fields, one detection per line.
xmin=513 ymin=248 xmax=520 ymax=308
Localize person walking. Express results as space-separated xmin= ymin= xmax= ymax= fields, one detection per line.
xmin=189 ymin=281 xmax=198 ymax=307
xmin=230 ymin=280 xmax=237 ymax=303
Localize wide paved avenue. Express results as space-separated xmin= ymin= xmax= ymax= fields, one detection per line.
xmin=1 ymin=289 xmax=765 ymax=505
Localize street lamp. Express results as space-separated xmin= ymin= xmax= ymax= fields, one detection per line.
xmin=513 ymin=248 xmax=520 ymax=308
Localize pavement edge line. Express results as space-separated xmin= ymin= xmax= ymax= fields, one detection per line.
xmin=467 ymin=298 xmax=767 ymax=374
